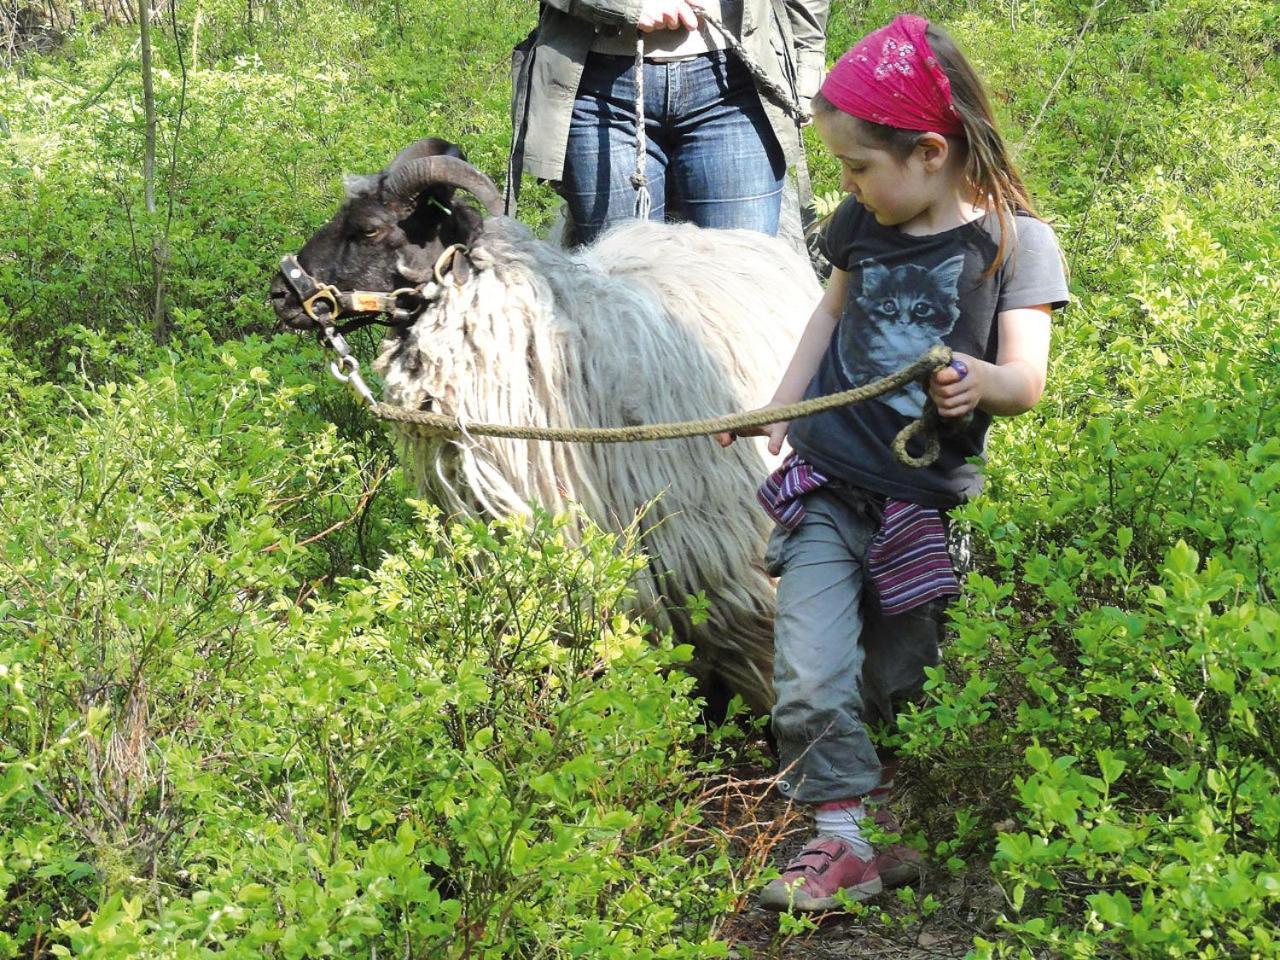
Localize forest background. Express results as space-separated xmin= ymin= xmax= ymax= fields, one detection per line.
xmin=1 ymin=0 xmax=1277 ymax=956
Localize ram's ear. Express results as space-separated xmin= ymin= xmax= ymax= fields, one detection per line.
xmin=449 ymin=201 xmax=486 ymax=246
xmin=396 ymin=235 xmax=478 ymax=287
xmin=342 ymin=173 xmax=381 ymax=199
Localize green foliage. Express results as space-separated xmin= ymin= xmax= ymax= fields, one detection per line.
xmin=0 ymin=339 xmax=733 ymax=957
xmin=0 ymin=0 xmax=556 ymax=378
xmin=878 ymin=3 xmax=1280 ymax=956
xmin=3 ymin=0 xmax=1279 ymax=955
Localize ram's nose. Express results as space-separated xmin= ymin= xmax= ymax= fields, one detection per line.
xmin=269 ymin=271 xmax=315 ymax=331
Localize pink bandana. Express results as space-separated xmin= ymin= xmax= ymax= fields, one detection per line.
xmin=820 ymin=15 xmax=963 ymax=136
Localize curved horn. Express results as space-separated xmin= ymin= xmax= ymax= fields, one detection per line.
xmin=389 ymin=137 xmax=458 ymax=171
xmin=384 ymin=155 xmax=503 ymax=215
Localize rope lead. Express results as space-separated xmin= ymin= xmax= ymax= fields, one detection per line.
xmin=357 ymin=344 xmax=952 ymax=468
xmin=632 ymin=33 xmax=652 ymax=220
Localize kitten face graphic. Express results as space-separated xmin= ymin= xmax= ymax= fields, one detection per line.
xmin=857 ymin=259 xmax=963 ymax=335
xmin=838 ymin=254 xmax=965 ymax=418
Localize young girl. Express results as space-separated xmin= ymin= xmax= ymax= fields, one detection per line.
xmin=719 ymin=15 xmax=1069 ymax=912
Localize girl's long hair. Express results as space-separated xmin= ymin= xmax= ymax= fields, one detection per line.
xmin=815 ymin=23 xmax=1038 ymax=272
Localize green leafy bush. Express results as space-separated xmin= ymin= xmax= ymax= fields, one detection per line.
xmin=0 ymin=341 xmax=735 ymax=957
xmin=883 ymin=2 xmax=1280 ymax=954
xmin=4 ymin=0 xmax=1280 ymax=955
xmin=0 ymin=0 xmax=554 ymax=378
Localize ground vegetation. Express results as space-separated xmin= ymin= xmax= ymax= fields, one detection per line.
xmin=1 ymin=0 xmax=1277 ymax=956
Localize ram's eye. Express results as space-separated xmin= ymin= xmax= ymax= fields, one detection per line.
xmin=362 ymin=227 xmax=381 ymax=239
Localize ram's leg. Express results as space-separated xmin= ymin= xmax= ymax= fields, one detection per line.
xmin=701 ymin=573 xmax=777 ymax=719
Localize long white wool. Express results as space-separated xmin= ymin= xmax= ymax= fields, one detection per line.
xmin=374 ymin=218 xmax=818 ymax=712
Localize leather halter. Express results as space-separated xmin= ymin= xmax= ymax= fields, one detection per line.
xmin=278 ymin=244 xmax=470 ymax=335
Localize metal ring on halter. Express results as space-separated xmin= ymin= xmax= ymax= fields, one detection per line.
xmin=302 ymin=286 xmax=340 ymax=322
xmin=433 ymin=244 xmax=468 ymax=286
xmin=330 ymin=354 xmax=359 ymax=380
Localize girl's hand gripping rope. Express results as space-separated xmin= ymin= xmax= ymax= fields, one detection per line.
xmin=929 ymin=356 xmax=976 ymax=418
xmin=715 ymin=402 xmax=790 ymax=454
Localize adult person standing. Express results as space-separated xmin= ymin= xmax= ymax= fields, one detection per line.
xmin=507 ymin=0 xmax=829 ymax=247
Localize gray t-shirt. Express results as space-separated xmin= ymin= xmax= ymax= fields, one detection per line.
xmin=788 ymin=197 xmax=1070 ymax=507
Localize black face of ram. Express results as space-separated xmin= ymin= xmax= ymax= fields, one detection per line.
xmin=270 ymin=194 xmax=422 ymax=331
xmin=269 ymin=138 xmax=494 ymax=332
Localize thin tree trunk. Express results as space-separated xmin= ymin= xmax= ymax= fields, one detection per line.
xmin=139 ymin=0 xmax=154 ymax=213
xmin=190 ymin=1 xmax=202 ymax=70
xmin=137 ymin=0 xmax=168 ymax=341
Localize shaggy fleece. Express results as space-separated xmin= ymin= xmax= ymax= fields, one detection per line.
xmin=374 ymin=217 xmax=818 ymax=713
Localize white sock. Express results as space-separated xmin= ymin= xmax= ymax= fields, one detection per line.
xmin=813 ymin=801 xmax=874 ymax=860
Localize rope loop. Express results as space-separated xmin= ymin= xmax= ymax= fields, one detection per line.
xmin=890 ymin=408 xmax=942 ymax=468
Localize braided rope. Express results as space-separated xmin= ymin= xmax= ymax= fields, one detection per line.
xmin=631 ymin=34 xmax=652 ymax=219
xmin=368 ymin=344 xmax=950 ymax=466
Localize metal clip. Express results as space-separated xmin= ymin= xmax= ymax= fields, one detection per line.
xmin=330 ymin=354 xmax=377 ymax=407
xmin=322 ymin=326 xmax=350 ymax=358
xmin=322 ymin=326 xmax=376 ymax=407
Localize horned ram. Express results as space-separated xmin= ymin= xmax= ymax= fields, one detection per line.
xmin=271 ymin=138 xmax=818 ymax=715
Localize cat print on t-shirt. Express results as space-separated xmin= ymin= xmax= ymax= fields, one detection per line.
xmin=837 ymin=254 xmax=966 ymax=417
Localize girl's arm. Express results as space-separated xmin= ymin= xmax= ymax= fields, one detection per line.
xmin=770 ymin=267 xmax=848 ymax=406
xmin=718 ymin=268 xmax=849 ymax=453
xmin=929 ymin=305 xmax=1051 ymax=417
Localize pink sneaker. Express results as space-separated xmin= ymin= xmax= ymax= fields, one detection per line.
xmin=759 ymin=836 xmax=883 ymax=912
xmin=868 ymin=806 xmax=925 ymax=888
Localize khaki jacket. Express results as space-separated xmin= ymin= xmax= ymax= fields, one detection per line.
xmin=510 ymin=0 xmax=829 ymax=188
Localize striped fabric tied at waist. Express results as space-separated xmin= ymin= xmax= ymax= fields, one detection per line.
xmin=758 ymin=454 xmax=960 ymax=615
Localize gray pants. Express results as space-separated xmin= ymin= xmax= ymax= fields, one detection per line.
xmin=765 ymin=489 xmax=947 ymax=803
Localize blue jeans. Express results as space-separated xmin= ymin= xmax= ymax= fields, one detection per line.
xmin=562 ymin=50 xmax=785 ymax=245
